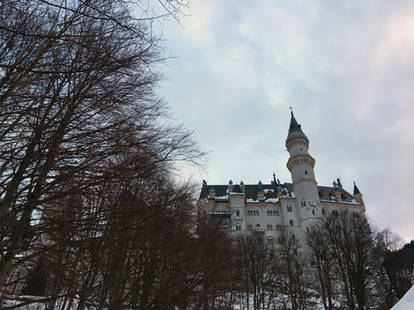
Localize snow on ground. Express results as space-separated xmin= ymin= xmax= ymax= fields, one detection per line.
xmin=391 ymin=285 xmax=414 ymax=310
xmin=2 ymin=295 xmax=77 ymax=310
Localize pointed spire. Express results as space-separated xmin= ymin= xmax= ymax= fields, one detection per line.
xmin=286 ymin=109 xmax=309 ymax=147
xmin=353 ymin=181 xmax=361 ymax=195
xmin=288 ymin=110 xmax=302 ymax=135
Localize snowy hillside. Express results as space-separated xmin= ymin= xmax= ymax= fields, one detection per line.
xmin=391 ymin=285 xmax=414 ymax=310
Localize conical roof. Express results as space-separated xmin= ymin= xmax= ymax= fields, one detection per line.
xmin=286 ymin=111 xmax=308 ymax=147
xmin=353 ymin=181 xmax=361 ymax=195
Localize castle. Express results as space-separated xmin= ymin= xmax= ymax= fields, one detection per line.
xmin=197 ymin=111 xmax=365 ymax=245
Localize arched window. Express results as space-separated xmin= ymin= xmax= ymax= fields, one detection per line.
xmin=305 ymin=170 xmax=308 ymax=175
xmin=236 ymin=224 xmax=241 ymax=231
xmin=312 ymin=210 xmax=315 ymax=215
xmin=236 ymin=210 xmax=240 ymax=217
xmin=289 ymin=220 xmax=294 ymax=226
xmin=306 ymin=227 xmax=310 ymax=233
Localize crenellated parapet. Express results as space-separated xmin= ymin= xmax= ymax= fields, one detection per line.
xmin=286 ymin=154 xmax=316 ymax=171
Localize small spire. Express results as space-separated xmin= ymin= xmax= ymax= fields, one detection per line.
xmin=353 ymin=181 xmax=361 ymax=195
xmin=273 ymin=172 xmax=277 ymax=184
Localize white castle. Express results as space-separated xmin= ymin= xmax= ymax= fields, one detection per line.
xmin=197 ymin=111 xmax=365 ymax=245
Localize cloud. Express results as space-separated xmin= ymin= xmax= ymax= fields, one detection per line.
xmin=157 ymin=0 xmax=414 ymax=242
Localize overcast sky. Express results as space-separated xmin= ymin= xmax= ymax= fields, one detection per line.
xmin=156 ymin=0 xmax=414 ymax=242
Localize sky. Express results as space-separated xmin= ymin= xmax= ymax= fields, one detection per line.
xmin=155 ymin=0 xmax=414 ymax=242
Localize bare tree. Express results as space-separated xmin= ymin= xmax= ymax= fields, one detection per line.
xmin=0 ymin=0 xmax=200 ymax=293
xmin=308 ymin=211 xmax=379 ymax=310
xmin=308 ymin=224 xmax=336 ymax=310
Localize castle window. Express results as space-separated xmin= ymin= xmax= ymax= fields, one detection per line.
xmin=267 ymin=238 xmax=273 ymax=245
xmin=322 ymin=209 xmax=325 ymax=215
xmin=278 ymin=237 xmax=285 ymax=244
xmin=306 ymin=227 xmax=310 ymax=233
xmin=289 ymin=220 xmax=294 ymax=226
xmin=236 ymin=210 xmax=240 ymax=216
xmin=276 ymin=224 xmax=282 ymax=230
xmin=305 ymin=170 xmax=308 ymax=175
xmin=267 ymin=224 xmax=273 ymax=230
xmin=301 ymin=201 xmax=306 ymax=207
xmin=292 ymin=234 xmax=295 ymax=241
xmin=247 ymin=224 xmax=252 ymax=230
xmin=312 ymin=210 xmax=315 ymax=215
xmin=236 ymin=224 xmax=241 ymax=231
xmin=332 ymin=210 xmax=339 ymax=216
xmin=287 ymin=206 xmax=292 ymax=212
xmin=274 ymin=210 xmax=278 ymax=216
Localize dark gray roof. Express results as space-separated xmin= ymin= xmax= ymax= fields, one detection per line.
xmin=353 ymin=182 xmax=361 ymax=195
xmin=200 ymin=182 xmax=293 ymax=200
xmin=286 ymin=111 xmax=309 ymax=146
xmin=200 ymin=182 xmax=355 ymax=203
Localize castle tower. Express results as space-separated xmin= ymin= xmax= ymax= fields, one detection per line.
xmin=285 ymin=111 xmax=320 ymax=233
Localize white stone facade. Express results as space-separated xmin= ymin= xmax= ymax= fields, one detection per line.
xmin=197 ymin=113 xmax=365 ymax=246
